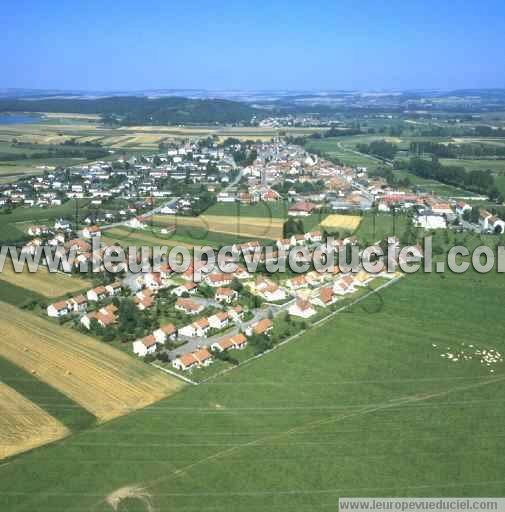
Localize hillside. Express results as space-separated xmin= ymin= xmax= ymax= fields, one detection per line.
xmin=0 ymin=96 xmax=265 ymax=125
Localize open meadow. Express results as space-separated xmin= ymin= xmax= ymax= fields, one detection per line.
xmin=0 ymin=302 xmax=184 ymax=422
xmin=0 ymin=382 xmax=69 ymax=460
xmin=2 ymin=261 xmax=505 ymax=509
xmin=0 ymin=264 xmax=90 ymax=298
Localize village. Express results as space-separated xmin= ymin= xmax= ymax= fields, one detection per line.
xmin=7 ymin=135 xmax=505 ymax=381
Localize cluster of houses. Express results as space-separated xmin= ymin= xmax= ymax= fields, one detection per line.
xmin=47 ymin=281 xmax=122 ymax=320
xmin=171 ymin=318 xmax=273 ymax=372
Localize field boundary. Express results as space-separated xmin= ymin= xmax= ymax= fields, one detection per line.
xmin=150 ymin=363 xmax=198 ymax=385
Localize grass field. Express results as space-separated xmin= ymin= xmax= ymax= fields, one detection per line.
xmin=305 ymin=137 xmax=383 ymax=170
xmin=2 ymin=265 xmax=505 ymax=509
xmin=320 ymin=214 xmax=362 ymax=232
xmin=151 ymin=214 xmax=285 ymax=240
xmin=0 ymin=382 xmax=69 ymax=460
xmin=204 ymin=201 xmax=289 ymax=219
xmin=0 ymin=302 xmax=184 ymax=422
xmin=354 ymin=211 xmax=409 ymax=243
xmin=0 ymin=264 xmax=90 ymax=298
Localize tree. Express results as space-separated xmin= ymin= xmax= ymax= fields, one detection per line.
xmin=283 ymin=217 xmax=304 ymax=238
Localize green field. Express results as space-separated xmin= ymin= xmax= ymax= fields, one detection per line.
xmin=354 ymin=211 xmax=408 ymax=243
xmin=204 ymin=201 xmax=289 ymax=219
xmin=2 ymin=261 xmax=505 ymax=509
xmin=305 ymin=137 xmax=383 ymax=170
xmin=0 ymin=199 xmax=92 ymax=243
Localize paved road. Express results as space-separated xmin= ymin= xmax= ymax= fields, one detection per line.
xmin=166 ymin=296 xmax=295 ymax=359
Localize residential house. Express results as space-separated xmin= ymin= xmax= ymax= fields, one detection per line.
xmin=82 ymin=225 xmax=101 ymax=238
xmin=311 ymin=286 xmax=337 ymax=307
xmin=175 ymin=298 xmax=204 ymax=316
xmin=286 ymin=275 xmax=307 ymax=291
xmin=288 ymin=201 xmax=317 ymax=216
xmin=228 ymin=305 xmax=245 ymax=323
xmin=208 ymin=311 xmax=229 ymax=330
xmin=134 ymin=288 xmax=155 ymax=310
xmin=80 ymin=305 xmax=117 ymax=330
xmin=67 ymin=295 xmax=87 ymax=313
xmin=215 ymin=287 xmax=238 ymax=304
xmin=205 ymin=273 xmax=233 ymax=288
xmin=276 ymin=238 xmax=292 ymax=252
xmin=172 ymin=349 xmax=213 ymax=371
xmin=246 ymin=318 xmax=273 ymax=337
xmin=47 ymin=300 xmax=70 ymax=318
xmin=333 ymin=275 xmax=356 ymax=295
xmin=153 ymin=323 xmax=177 ymax=344
xmin=171 ymin=282 xmax=198 ymax=297
xmin=105 ymin=282 xmax=122 ymax=297
xmin=132 ymin=335 xmax=158 ymax=357
xmin=211 ymin=333 xmax=248 ymax=352
xmin=288 ymin=298 xmax=317 ymax=318
xmin=179 ymin=318 xmax=211 ymax=338
xmin=305 ymin=230 xmax=322 ymax=243
xmin=87 ymin=286 xmax=108 ymax=302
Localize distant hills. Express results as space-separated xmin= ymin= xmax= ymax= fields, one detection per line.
xmin=0 ymin=96 xmax=265 ymax=125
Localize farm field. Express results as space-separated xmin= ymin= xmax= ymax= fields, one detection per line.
xmin=354 ymin=211 xmax=408 ymax=243
xmin=0 ymin=356 xmax=95 ymax=432
xmin=102 ymin=225 xmax=256 ymax=249
xmin=1 ymin=265 xmax=505 ymax=510
xmin=0 ymin=382 xmax=68 ymax=460
xmin=0 ymin=264 xmax=90 ymax=298
xmin=320 ymin=213 xmax=362 ymax=232
xmin=151 ymin=213 xmax=285 ymax=240
xmin=0 ymin=302 xmax=184 ymax=422
xmin=204 ymin=201 xmax=288 ymax=219
xmin=0 ymin=199 xmax=92 ymax=243
xmin=306 ymin=137 xmax=382 ymax=170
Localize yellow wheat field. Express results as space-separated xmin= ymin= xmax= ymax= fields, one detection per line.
xmin=0 ymin=303 xmax=184 ymax=422
xmin=320 ymin=214 xmax=362 ymax=232
xmin=0 ymin=264 xmax=91 ymax=298
xmin=0 ymin=382 xmax=69 ymax=460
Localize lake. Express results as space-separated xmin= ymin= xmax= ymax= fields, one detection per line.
xmin=0 ymin=114 xmax=41 ymax=125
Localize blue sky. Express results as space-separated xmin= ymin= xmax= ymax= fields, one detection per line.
xmin=2 ymin=0 xmax=504 ymax=91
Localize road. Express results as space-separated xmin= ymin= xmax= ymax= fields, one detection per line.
xmin=166 ymin=298 xmax=293 ymax=359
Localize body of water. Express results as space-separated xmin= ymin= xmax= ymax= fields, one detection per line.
xmin=0 ymin=114 xmax=42 ymax=125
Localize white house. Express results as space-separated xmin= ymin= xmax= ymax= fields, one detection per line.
xmin=175 ymin=298 xmax=204 ymax=316
xmin=208 ymin=311 xmax=229 ymax=330
xmin=67 ymin=295 xmax=87 ymax=313
xmin=47 ymin=300 xmax=70 ymax=318
xmin=415 ymin=214 xmax=447 ymax=230
xmin=153 ymin=323 xmax=177 ymax=344
xmin=245 ymin=318 xmax=273 ymax=337
xmin=205 ymin=273 xmax=233 ymax=288
xmin=87 ymin=286 xmax=108 ymax=302
xmin=305 ymin=231 xmax=322 ymax=243
xmin=171 ymin=282 xmax=198 ymax=297
xmin=215 ymin=287 xmax=238 ymax=304
xmin=288 ymin=298 xmax=317 ymax=319
xmin=133 ymin=335 xmax=158 ymax=357
xmin=179 ymin=318 xmax=210 ymax=338
xmin=211 ymin=333 xmax=248 ymax=352
xmin=82 ymin=225 xmax=101 ymax=238
xmin=172 ymin=348 xmax=213 ymax=371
